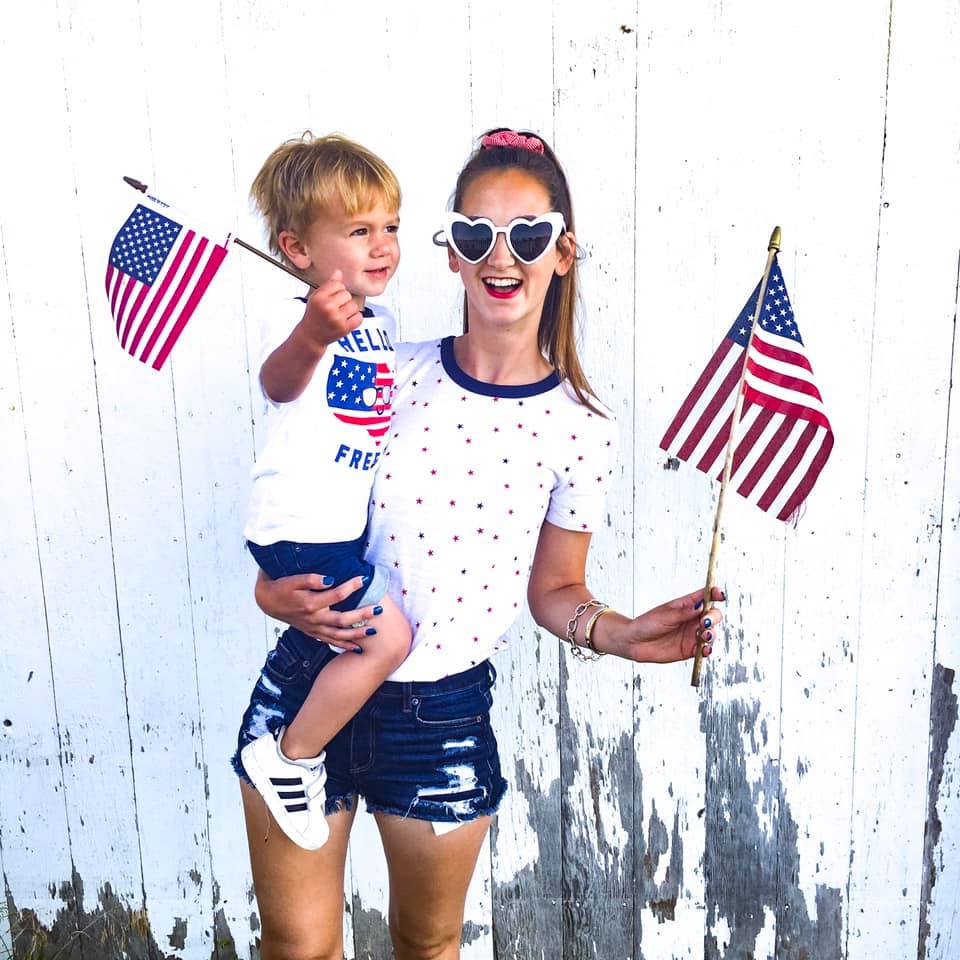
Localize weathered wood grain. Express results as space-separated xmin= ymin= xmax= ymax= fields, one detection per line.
xmin=554 ymin=5 xmax=639 ymax=957
xmin=846 ymin=1 xmax=960 ymax=957
xmin=773 ymin=5 xmax=893 ymax=957
xmin=919 ymin=232 xmax=960 ymax=960
xmin=0 ymin=3 xmax=146 ymax=955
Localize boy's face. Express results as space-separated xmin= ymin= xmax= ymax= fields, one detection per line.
xmin=281 ymin=199 xmax=400 ymax=302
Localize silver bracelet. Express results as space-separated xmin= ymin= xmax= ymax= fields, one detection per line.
xmin=565 ymin=599 xmax=607 ymax=662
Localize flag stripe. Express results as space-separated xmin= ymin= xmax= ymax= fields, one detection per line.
xmin=776 ymin=430 xmax=835 ymax=521
xmin=736 ymin=416 xmax=795 ymax=497
xmin=121 ymin=283 xmax=150 ymax=349
xmin=746 ymin=355 xmax=824 ymax=402
xmin=127 ymin=229 xmax=195 ymax=356
xmin=151 ymin=242 xmax=229 ymax=370
xmin=660 ymin=338 xmax=735 ymax=450
xmin=696 ymin=409 xmax=735 ymax=473
xmin=139 ymin=235 xmax=207 ymax=364
xmin=743 ymin=383 xmax=831 ymax=429
xmin=751 ymin=333 xmax=813 ymax=373
xmin=723 ymin=405 xmax=775 ymax=481
xmin=115 ymin=274 xmax=137 ymax=339
xmin=676 ymin=356 xmax=742 ymax=461
xmin=756 ymin=419 xmax=818 ymax=511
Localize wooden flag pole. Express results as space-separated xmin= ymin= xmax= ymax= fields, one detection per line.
xmin=123 ymin=177 xmax=317 ymax=289
xmin=691 ymin=225 xmax=782 ymax=688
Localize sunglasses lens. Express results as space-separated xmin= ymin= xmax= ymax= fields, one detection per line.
xmin=509 ymin=220 xmax=554 ymax=262
xmin=450 ymin=220 xmax=493 ymax=262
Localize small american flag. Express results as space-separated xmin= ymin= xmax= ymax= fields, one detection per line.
xmin=105 ymin=199 xmax=229 ymax=370
xmin=660 ymin=255 xmax=833 ymax=522
xmin=326 ymin=355 xmax=394 ymax=444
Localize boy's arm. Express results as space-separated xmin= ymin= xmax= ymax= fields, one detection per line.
xmin=260 ymin=269 xmax=365 ymax=403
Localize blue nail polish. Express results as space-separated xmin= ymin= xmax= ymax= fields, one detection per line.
xmin=703 ymin=618 xmax=712 ymax=629
xmin=365 ymin=627 xmax=377 ymax=636
xmin=703 ymin=630 xmax=713 ymax=642
xmin=373 ymin=605 xmax=384 ymax=615
xmin=353 ymin=647 xmax=363 ymax=654
xmin=322 ymin=575 xmax=335 ymax=586
xmin=694 ymin=600 xmax=704 ymax=611
xmin=361 ymin=575 xmax=371 ymax=585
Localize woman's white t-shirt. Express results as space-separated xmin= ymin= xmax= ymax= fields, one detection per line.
xmin=366 ymin=337 xmax=617 ymax=682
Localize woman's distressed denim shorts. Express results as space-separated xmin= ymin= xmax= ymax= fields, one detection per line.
xmin=232 ymin=627 xmax=508 ymax=824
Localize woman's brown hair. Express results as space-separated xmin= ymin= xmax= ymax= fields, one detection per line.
xmin=451 ymin=128 xmax=604 ymax=416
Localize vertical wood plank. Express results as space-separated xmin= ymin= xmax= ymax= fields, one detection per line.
xmin=846 ymin=1 xmax=960 ymax=956
xmin=774 ymin=5 xmax=892 ymax=958
xmin=463 ymin=3 xmax=561 ymax=958
xmin=0 ymin=2 xmax=146 ymax=950
xmin=553 ymin=6 xmax=638 ymax=957
xmin=631 ymin=3 xmax=724 ymax=957
xmin=920 ymin=257 xmax=960 ymax=960
xmin=0 ymin=224 xmax=77 ymax=951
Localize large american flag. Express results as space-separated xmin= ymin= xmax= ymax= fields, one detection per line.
xmin=660 ymin=255 xmax=833 ymax=522
xmin=105 ymin=200 xmax=229 ymax=370
xmin=326 ymin=355 xmax=394 ymax=444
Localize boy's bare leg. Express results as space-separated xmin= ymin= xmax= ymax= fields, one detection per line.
xmin=281 ymin=594 xmax=410 ymax=759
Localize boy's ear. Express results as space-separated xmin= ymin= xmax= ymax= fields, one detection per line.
xmin=554 ymin=231 xmax=576 ymax=277
xmin=447 ymin=246 xmax=461 ymax=274
xmin=278 ymin=230 xmax=311 ymax=270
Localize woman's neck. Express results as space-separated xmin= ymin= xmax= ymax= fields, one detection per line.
xmin=453 ymin=327 xmax=552 ymax=385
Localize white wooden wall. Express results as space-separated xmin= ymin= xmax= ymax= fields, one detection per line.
xmin=1 ymin=1 xmax=958 ymax=958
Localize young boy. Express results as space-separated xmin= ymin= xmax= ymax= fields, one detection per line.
xmin=240 ymin=133 xmax=411 ymax=850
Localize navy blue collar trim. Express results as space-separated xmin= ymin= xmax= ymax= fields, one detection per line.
xmin=295 ymin=296 xmax=374 ymax=318
xmin=440 ymin=336 xmax=560 ymax=398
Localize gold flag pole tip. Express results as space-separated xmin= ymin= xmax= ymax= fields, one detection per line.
xmin=768 ymin=226 xmax=782 ymax=252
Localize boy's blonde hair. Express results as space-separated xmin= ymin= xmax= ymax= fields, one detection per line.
xmin=250 ymin=132 xmax=401 ymax=262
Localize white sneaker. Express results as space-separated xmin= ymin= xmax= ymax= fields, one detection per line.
xmin=240 ymin=727 xmax=330 ymax=850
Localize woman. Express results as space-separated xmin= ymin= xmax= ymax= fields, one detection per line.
xmin=241 ymin=128 xmax=722 ymax=960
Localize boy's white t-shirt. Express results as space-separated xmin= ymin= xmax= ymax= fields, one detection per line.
xmin=244 ymin=299 xmax=398 ymax=546
xmin=365 ymin=337 xmax=618 ymax=681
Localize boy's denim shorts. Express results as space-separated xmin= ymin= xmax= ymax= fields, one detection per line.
xmin=247 ymin=535 xmax=388 ymax=612
xmin=232 ymin=627 xmax=508 ymax=823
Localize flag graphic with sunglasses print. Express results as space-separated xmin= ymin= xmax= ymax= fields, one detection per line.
xmin=326 ymin=355 xmax=394 ymax=445
xmin=660 ymin=255 xmax=833 ymax=522
xmin=105 ymin=199 xmax=230 ymax=370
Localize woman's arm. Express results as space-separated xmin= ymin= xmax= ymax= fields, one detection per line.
xmin=254 ymin=569 xmax=385 ymax=647
xmin=526 ymin=521 xmax=723 ymax=663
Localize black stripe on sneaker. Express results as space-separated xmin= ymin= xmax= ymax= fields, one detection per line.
xmin=270 ymin=776 xmax=302 ymax=786
xmin=286 ymin=803 xmax=308 ymax=813
xmin=277 ymin=791 xmax=305 ymax=800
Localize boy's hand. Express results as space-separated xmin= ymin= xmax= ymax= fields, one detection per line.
xmin=300 ymin=269 xmax=363 ymax=350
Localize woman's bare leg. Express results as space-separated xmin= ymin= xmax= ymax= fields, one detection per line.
xmin=375 ymin=813 xmax=492 ymax=960
xmin=283 ymin=595 xmax=410 ymax=759
xmin=241 ymin=780 xmax=357 ymax=960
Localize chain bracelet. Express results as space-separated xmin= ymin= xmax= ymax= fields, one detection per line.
xmin=565 ymin=599 xmax=607 ymax=662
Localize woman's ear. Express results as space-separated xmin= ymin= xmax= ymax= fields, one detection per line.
xmin=447 ymin=246 xmax=461 ymax=274
xmin=554 ymin=230 xmax=576 ymax=277
xmin=278 ymin=230 xmax=311 ymax=271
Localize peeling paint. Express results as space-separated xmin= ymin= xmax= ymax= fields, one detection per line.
xmin=5 ymin=870 xmax=162 ymax=960
xmin=635 ymin=783 xmax=683 ymax=925
xmin=212 ymin=905 xmax=243 ymax=960
xmin=350 ymin=899 xmax=392 ymax=960
xmin=919 ymin=663 xmax=958 ymax=958
xmin=168 ymin=916 xmax=187 ymax=949
xmin=492 ymin=757 xmax=563 ymax=958
xmin=702 ymin=696 xmax=843 ymax=959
